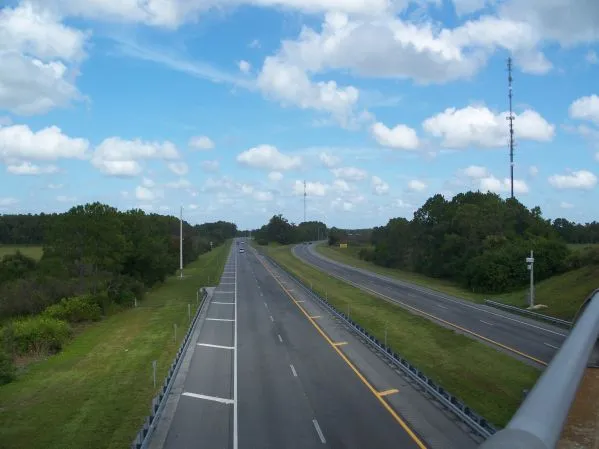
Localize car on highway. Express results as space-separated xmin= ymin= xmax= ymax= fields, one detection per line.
xmin=239 ymin=248 xmax=245 ymax=253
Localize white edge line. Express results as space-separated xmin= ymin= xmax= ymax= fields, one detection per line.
xmin=312 ymin=419 xmax=326 ymax=444
xmin=270 ymin=315 xmax=274 ymax=322
xmin=290 ymin=364 xmax=297 ymax=377
xmin=212 ymin=301 xmax=235 ymax=304
xmin=182 ymin=392 xmax=234 ymax=405
xmin=278 ymin=334 xmax=283 ymax=343
xmin=197 ymin=343 xmax=235 ymax=349
xmin=544 ymin=342 xmax=559 ymax=349
xmin=214 ymin=291 xmax=235 ymax=294
xmin=205 ymin=318 xmax=235 ymax=322
xmin=480 ymin=320 xmax=495 ymax=326
xmin=233 ymin=245 xmax=238 ymax=449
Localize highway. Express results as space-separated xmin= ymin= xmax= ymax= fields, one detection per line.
xmin=148 ymin=240 xmax=479 ymax=449
xmin=293 ymin=243 xmax=568 ymax=367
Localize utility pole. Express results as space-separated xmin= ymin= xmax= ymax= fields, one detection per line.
xmin=179 ymin=205 xmax=183 ymax=280
xmin=526 ymin=250 xmax=535 ymax=307
xmin=507 ymin=57 xmax=516 ymax=199
xmin=303 ymin=180 xmax=307 ymax=223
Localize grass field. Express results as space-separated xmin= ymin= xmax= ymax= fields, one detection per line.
xmin=263 ymin=244 xmax=540 ymax=427
xmin=568 ymin=243 xmax=599 ymax=252
xmin=317 ymin=244 xmax=598 ymax=320
xmin=0 ymin=241 xmax=231 ymax=449
xmin=0 ymin=245 xmax=44 ymax=260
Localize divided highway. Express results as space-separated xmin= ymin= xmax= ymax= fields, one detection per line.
xmin=148 ymin=240 xmax=480 ymax=449
xmin=293 ymin=243 xmax=568 ymax=366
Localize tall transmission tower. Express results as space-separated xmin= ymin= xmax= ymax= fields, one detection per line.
xmin=507 ymin=57 xmax=516 ymax=199
xmin=303 ymin=180 xmax=307 ymax=223
xmin=179 ymin=205 xmax=183 ymax=279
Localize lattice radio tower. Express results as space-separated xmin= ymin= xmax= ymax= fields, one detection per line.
xmin=303 ymin=180 xmax=307 ymax=223
xmin=507 ymin=57 xmax=516 ymax=199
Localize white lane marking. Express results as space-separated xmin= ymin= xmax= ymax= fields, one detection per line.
xmin=233 ymin=248 xmax=238 ymax=449
xmin=269 ymin=315 xmax=274 ymax=322
xmin=312 ymin=419 xmax=326 ymax=444
xmin=436 ymin=303 xmax=448 ymax=309
xmin=278 ymin=334 xmax=283 ymax=343
xmin=290 ymin=364 xmax=297 ymax=377
xmin=214 ymin=291 xmax=235 ymax=294
xmin=221 ymin=282 xmax=236 ymax=285
xmin=206 ymin=318 xmax=235 ymax=322
xmin=213 ymin=301 xmax=235 ymax=305
xmin=183 ymin=392 xmax=234 ymax=405
xmin=264 ymin=302 xmax=268 ymax=308
xmin=544 ymin=342 xmax=559 ymax=349
xmin=480 ymin=320 xmax=495 ymax=326
xmin=197 ymin=343 xmax=235 ymax=349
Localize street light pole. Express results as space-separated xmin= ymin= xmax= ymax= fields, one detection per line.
xmin=526 ymin=250 xmax=535 ymax=308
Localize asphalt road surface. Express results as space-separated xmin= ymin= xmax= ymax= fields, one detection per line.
xmin=293 ymin=243 xmax=568 ymax=367
xmin=149 ymin=240 xmax=479 ymax=449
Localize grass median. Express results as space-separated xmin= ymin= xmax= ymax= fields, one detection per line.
xmin=264 ymin=244 xmax=540 ymax=427
xmin=0 ymin=245 xmax=44 ymax=260
xmin=0 ymin=240 xmax=231 ymax=449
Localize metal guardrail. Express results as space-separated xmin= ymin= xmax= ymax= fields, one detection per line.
xmin=260 ymin=252 xmax=497 ymax=439
xmin=484 ymin=300 xmax=572 ymax=328
xmin=131 ymin=287 xmax=209 ymax=449
xmin=479 ymin=288 xmax=599 ymax=449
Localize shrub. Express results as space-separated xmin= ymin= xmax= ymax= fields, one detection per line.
xmin=0 ymin=348 xmax=16 ymax=385
xmin=0 ymin=251 xmax=38 ymax=286
xmin=43 ymin=295 xmax=102 ymax=323
xmin=9 ymin=316 xmax=72 ymax=355
xmin=106 ymin=275 xmax=145 ymax=305
xmin=358 ymin=247 xmax=375 ymax=262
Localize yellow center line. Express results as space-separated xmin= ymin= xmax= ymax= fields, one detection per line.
xmin=258 ymin=257 xmax=428 ymax=449
xmin=323 ymin=270 xmax=547 ymax=367
xmin=333 ymin=341 xmax=348 ymax=346
xmin=378 ymin=389 xmax=399 ymax=397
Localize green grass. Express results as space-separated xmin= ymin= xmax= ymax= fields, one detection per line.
xmin=317 ymin=243 xmax=598 ymax=321
xmin=263 ymin=244 xmax=540 ymax=427
xmin=0 ymin=245 xmax=44 ymax=260
xmin=568 ymin=243 xmax=599 ymax=253
xmin=0 ymin=240 xmax=231 ymax=449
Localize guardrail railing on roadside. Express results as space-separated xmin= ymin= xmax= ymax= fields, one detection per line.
xmin=259 ymin=251 xmax=497 ymax=440
xmin=131 ymin=287 xmax=209 ymax=449
xmin=484 ymin=300 xmax=572 ymax=328
xmin=479 ymin=288 xmax=599 ymax=449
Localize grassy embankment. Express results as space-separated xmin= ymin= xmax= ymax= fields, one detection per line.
xmin=261 ymin=244 xmax=540 ymax=428
xmin=316 ymin=244 xmax=599 ymax=321
xmin=0 ymin=245 xmax=44 ymax=260
xmin=0 ymin=241 xmax=231 ymax=449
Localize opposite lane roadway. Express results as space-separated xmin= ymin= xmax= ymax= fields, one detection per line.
xmin=293 ymin=242 xmax=568 ymax=366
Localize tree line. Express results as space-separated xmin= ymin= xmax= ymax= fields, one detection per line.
xmin=0 ymin=203 xmax=237 ymax=384
xmin=250 ymin=215 xmax=328 ymax=245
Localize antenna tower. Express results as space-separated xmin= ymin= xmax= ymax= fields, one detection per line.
xmin=303 ymin=180 xmax=307 ymax=223
xmin=507 ymin=57 xmax=516 ymax=199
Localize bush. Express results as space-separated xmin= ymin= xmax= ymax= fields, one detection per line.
xmin=358 ymin=247 xmax=375 ymax=262
xmin=0 ymin=251 xmax=38 ymax=286
xmin=0 ymin=348 xmax=16 ymax=385
xmin=106 ymin=275 xmax=145 ymax=305
xmin=8 ymin=316 xmax=72 ymax=355
xmin=43 ymin=295 xmax=102 ymax=323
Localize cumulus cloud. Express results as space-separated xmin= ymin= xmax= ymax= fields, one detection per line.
xmin=319 ymin=152 xmax=340 ymax=168
xmin=268 ymin=171 xmax=283 ymax=181
xmin=569 ymin=95 xmax=599 ymax=125
xmin=237 ymin=145 xmax=301 ymax=171
xmin=371 ymin=176 xmax=389 ymax=195
xmin=371 ymin=122 xmax=419 ymax=150
xmin=331 ymin=166 xmax=367 ymax=181
xmin=0 ymin=197 xmax=19 ymax=207
xmin=293 ymin=180 xmax=328 ymax=196
xmin=560 ymin=201 xmax=574 ymax=209
xmin=463 ymin=165 xmax=489 ymax=178
xmin=408 ymin=179 xmax=427 ymax=192
xmin=333 ymin=179 xmax=351 ymax=192
xmin=166 ymin=178 xmax=192 ymax=189
xmin=189 ymin=135 xmax=215 ymax=150
xmin=548 ymin=170 xmax=597 ymax=190
xmin=423 ymin=106 xmax=554 ymax=148
xmin=135 ymin=185 xmax=156 ymax=201
xmin=238 ymin=60 xmax=251 ymax=73
xmin=479 ymin=176 xmax=529 ymax=194
xmin=168 ymin=162 xmax=188 ymax=176
xmin=6 ymin=161 xmax=59 ymax=175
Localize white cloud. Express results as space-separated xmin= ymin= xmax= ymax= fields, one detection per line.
xmin=569 ymin=95 xmax=599 ymax=125
xmin=0 ymin=124 xmax=89 ymax=161
xmin=560 ymin=201 xmax=574 ymax=209
xmin=408 ymin=179 xmax=427 ymax=192
xmin=238 ymin=60 xmax=251 ymax=73
xmin=253 ymin=190 xmax=274 ymax=202
xmin=371 ymin=122 xmax=419 ymax=150
xmin=142 ymin=177 xmax=155 ymax=187
xmin=331 ymin=166 xmax=367 ymax=181
xmin=371 ymin=176 xmax=389 ymax=195
xmin=168 ymin=161 xmax=189 ymax=176
xmin=56 ymin=195 xmax=75 ymax=202
xmin=548 ymin=170 xmax=597 ymax=190
xmin=91 ymin=137 xmax=179 ymax=176
xmin=166 ymin=178 xmax=192 ymax=189
xmin=201 ymin=160 xmax=219 ymax=172
xmin=293 ymin=180 xmax=328 ymax=196
xmin=0 ymin=3 xmax=88 ymax=115
xmin=237 ymin=145 xmax=301 ymax=171
xmin=587 ymin=51 xmax=598 ymax=64
xmin=268 ymin=171 xmax=283 ymax=182
xmin=319 ymin=152 xmax=340 ymax=168
xmin=333 ymin=179 xmax=351 ymax=192
xmin=463 ymin=165 xmax=489 ymax=178
xmin=479 ymin=176 xmax=529 ymax=194
xmin=6 ymin=161 xmax=59 ymax=175
xmin=135 ymin=186 xmax=155 ymax=201
xmin=452 ymin=0 xmax=488 ymax=16
xmin=529 ymin=165 xmax=539 ymax=177
xmin=189 ymin=135 xmax=214 ymax=150
xmin=0 ymin=197 xmax=18 ymax=207
xmin=423 ymin=106 xmax=554 ymax=148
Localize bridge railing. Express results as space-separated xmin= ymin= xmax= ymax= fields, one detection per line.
xmin=479 ymin=288 xmax=599 ymax=449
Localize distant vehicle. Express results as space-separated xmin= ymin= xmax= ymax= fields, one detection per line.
xmin=239 ymin=248 xmax=245 ymax=253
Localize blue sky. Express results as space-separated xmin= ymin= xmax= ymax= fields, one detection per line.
xmin=0 ymin=0 xmax=598 ymax=229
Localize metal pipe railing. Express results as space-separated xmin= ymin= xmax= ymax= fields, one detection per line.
xmin=479 ymin=289 xmax=599 ymax=449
